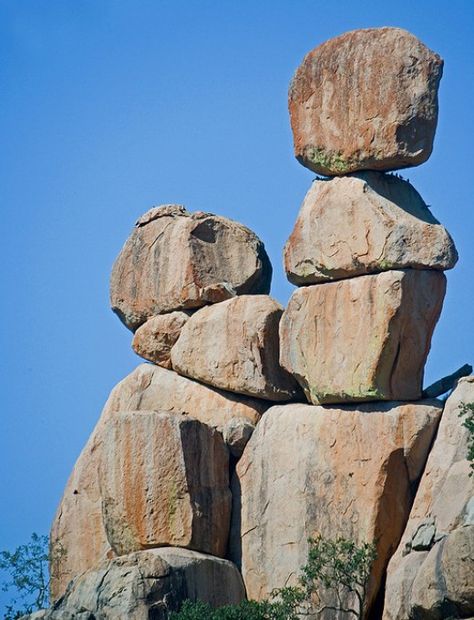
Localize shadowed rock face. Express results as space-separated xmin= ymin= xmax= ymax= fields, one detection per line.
xmin=99 ymin=411 xmax=231 ymax=558
xmin=230 ymin=400 xmax=442 ymax=616
xmin=171 ymin=295 xmax=302 ymax=401
xmin=31 ymin=548 xmax=245 ymax=620
xmin=284 ymin=172 xmax=457 ymax=285
xmin=289 ymin=27 xmax=443 ymax=175
xmin=383 ymin=377 xmax=474 ymax=620
xmin=280 ymin=270 xmax=446 ymax=404
xmin=49 ymin=364 xmax=268 ymax=601
xmin=110 ymin=205 xmax=272 ymax=331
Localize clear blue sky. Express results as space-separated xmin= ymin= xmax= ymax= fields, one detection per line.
xmin=1 ymin=0 xmax=473 ymax=603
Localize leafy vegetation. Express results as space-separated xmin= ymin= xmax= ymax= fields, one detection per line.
xmin=171 ymin=535 xmax=377 ymax=620
xmin=459 ymin=401 xmax=474 ymax=476
xmin=0 ymin=533 xmax=65 ymax=620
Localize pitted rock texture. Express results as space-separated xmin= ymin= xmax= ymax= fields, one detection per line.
xmin=284 ymin=172 xmax=457 ymax=285
xmin=280 ymin=269 xmax=446 ymax=404
xmin=110 ymin=205 xmax=272 ymax=331
xmin=383 ymin=377 xmax=474 ymax=619
xmin=30 ymin=548 xmax=245 ymax=619
xmin=171 ymin=295 xmax=301 ymax=401
xmin=289 ymin=27 xmax=443 ymax=175
xmin=132 ymin=311 xmax=190 ymax=368
xmin=50 ymin=364 xmax=267 ymax=600
xmin=230 ymin=400 xmax=442 ymax=615
xmin=100 ymin=410 xmax=231 ymax=557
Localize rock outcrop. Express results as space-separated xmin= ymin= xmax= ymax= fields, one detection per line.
xmin=284 ymin=172 xmax=457 ymax=285
xmin=280 ymin=269 xmax=446 ymax=404
xmin=100 ymin=411 xmax=231 ymax=557
xmin=50 ymin=364 xmax=267 ymax=600
xmin=289 ymin=27 xmax=443 ymax=175
xmin=110 ymin=205 xmax=272 ymax=331
xmin=41 ymin=25 xmax=469 ymax=620
xmin=33 ymin=548 xmax=245 ymax=619
xmin=171 ymin=295 xmax=301 ymax=401
xmin=132 ymin=311 xmax=190 ymax=368
xmin=230 ymin=400 xmax=442 ymax=614
xmin=383 ymin=377 xmax=474 ymax=619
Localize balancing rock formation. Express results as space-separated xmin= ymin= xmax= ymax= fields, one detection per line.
xmin=29 ymin=26 xmax=473 ymax=620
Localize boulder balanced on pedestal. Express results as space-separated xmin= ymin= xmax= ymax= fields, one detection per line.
xmin=284 ymin=172 xmax=457 ymax=285
xmin=280 ymin=269 xmax=446 ymax=404
xmin=289 ymin=27 xmax=443 ymax=175
xmin=110 ymin=205 xmax=272 ymax=331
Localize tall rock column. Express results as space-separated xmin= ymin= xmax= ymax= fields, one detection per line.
xmin=281 ymin=27 xmax=457 ymax=406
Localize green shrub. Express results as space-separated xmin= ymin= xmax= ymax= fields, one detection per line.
xmin=171 ymin=535 xmax=377 ymax=619
xmin=459 ymin=402 xmax=474 ymax=476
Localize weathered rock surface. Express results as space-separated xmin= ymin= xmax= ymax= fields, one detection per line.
xmin=231 ymin=400 xmax=442 ymax=616
xmin=383 ymin=377 xmax=474 ymax=619
xmin=100 ymin=410 xmax=230 ymax=557
xmin=284 ymin=172 xmax=457 ymax=285
xmin=50 ymin=364 xmax=267 ymax=600
xmin=280 ymin=269 xmax=446 ymax=404
xmin=222 ymin=417 xmax=255 ymax=458
xmin=29 ymin=548 xmax=245 ymax=619
xmin=110 ymin=205 xmax=272 ymax=331
xmin=171 ymin=295 xmax=301 ymax=401
xmin=132 ymin=311 xmax=190 ymax=368
xmin=289 ymin=27 xmax=443 ymax=175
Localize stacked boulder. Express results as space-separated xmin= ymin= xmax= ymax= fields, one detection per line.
xmin=30 ymin=27 xmax=473 ymax=620
xmin=230 ymin=26 xmax=468 ymax=620
xmin=46 ymin=205 xmax=301 ymax=618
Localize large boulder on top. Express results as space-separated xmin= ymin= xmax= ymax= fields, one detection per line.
xmin=383 ymin=376 xmax=474 ymax=619
xmin=99 ymin=410 xmax=231 ymax=558
xmin=30 ymin=548 xmax=245 ymax=619
xmin=289 ymin=27 xmax=443 ymax=175
xmin=280 ymin=269 xmax=446 ymax=404
xmin=230 ymin=400 xmax=442 ymax=616
xmin=132 ymin=311 xmax=191 ymax=368
xmin=171 ymin=295 xmax=301 ymax=401
xmin=50 ymin=364 xmax=267 ymax=601
xmin=284 ymin=172 xmax=457 ymax=285
xmin=110 ymin=205 xmax=272 ymax=331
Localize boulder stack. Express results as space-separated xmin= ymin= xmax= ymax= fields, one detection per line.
xmin=30 ymin=26 xmax=472 ymax=620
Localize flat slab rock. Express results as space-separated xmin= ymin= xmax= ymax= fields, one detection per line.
xmin=289 ymin=27 xmax=443 ymax=175
xmin=50 ymin=364 xmax=267 ymax=601
xmin=280 ymin=269 xmax=446 ymax=404
xmin=230 ymin=400 xmax=442 ymax=615
xmin=284 ymin=172 xmax=457 ymax=285
xmin=110 ymin=205 xmax=272 ymax=331
xmin=383 ymin=377 xmax=474 ymax=619
xmin=100 ymin=410 xmax=231 ymax=558
xmin=25 ymin=548 xmax=245 ymax=620
xmin=171 ymin=295 xmax=301 ymax=401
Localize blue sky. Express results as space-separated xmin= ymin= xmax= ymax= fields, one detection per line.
xmin=1 ymin=0 xmax=473 ymax=606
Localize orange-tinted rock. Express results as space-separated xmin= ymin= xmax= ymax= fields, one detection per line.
xmin=171 ymin=296 xmax=301 ymax=401
xmin=383 ymin=377 xmax=474 ymax=619
xmin=110 ymin=205 xmax=272 ymax=331
xmin=284 ymin=173 xmax=457 ymax=285
xmin=280 ymin=270 xmax=446 ymax=404
xmin=50 ymin=364 xmax=266 ymax=600
xmin=100 ymin=411 xmax=231 ymax=557
xmin=132 ymin=311 xmax=190 ymax=368
xmin=289 ymin=28 xmax=443 ymax=175
xmin=230 ymin=400 xmax=442 ymax=614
